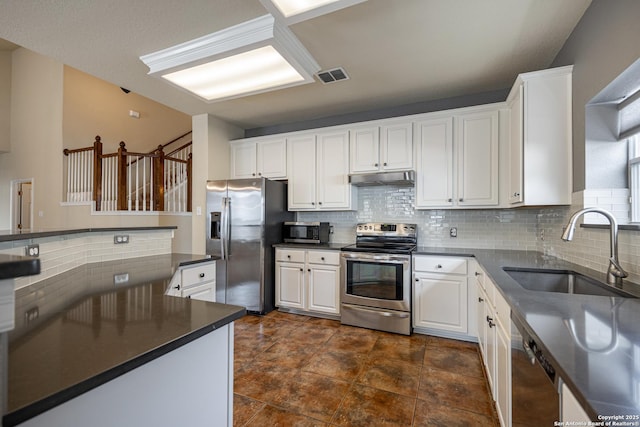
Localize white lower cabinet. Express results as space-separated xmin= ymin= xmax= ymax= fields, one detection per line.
xmin=413 ymin=255 xmax=468 ymax=335
xmin=561 ymin=382 xmax=591 ymax=423
xmin=473 ymin=264 xmax=510 ymax=427
xmin=275 ymin=248 xmax=340 ymax=316
xmin=166 ymin=261 xmax=216 ymax=303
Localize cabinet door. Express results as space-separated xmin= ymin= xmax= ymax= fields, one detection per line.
xmin=350 ymin=126 xmax=380 ymax=173
xmin=183 ymin=282 xmax=216 ymax=302
xmin=257 ymin=138 xmax=287 ymax=179
xmin=308 ymin=264 xmax=340 ymax=314
xmin=316 ymin=130 xmax=352 ymax=210
xmin=230 ymin=141 xmax=257 ymax=179
xmin=485 ymin=301 xmax=497 ymax=396
xmin=380 ymin=122 xmax=413 ymax=171
xmin=496 ymin=324 xmax=511 ymax=427
xmin=275 ymin=262 xmax=305 ymax=309
xmin=415 ymin=117 xmax=454 ymax=208
xmin=413 ymin=273 xmax=468 ymax=334
xmin=508 ymin=85 xmax=524 ymax=204
xmin=562 ymin=383 xmax=591 ymax=423
xmin=456 ymin=110 xmax=499 ymax=206
xmin=287 ymin=135 xmax=317 ymax=210
xmin=476 ymin=284 xmax=488 ymax=361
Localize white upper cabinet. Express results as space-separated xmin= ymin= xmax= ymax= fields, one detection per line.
xmin=506 ymin=66 xmax=572 ymax=206
xmin=456 ymin=109 xmax=499 ymax=206
xmin=415 ymin=117 xmax=455 ymax=207
xmin=415 ymin=106 xmax=499 ymax=209
xmin=350 ymin=121 xmax=413 ymax=173
xmin=288 ymin=131 xmax=355 ymax=211
xmin=230 ymin=137 xmax=287 ymax=179
xmin=287 ymin=134 xmax=317 ymax=210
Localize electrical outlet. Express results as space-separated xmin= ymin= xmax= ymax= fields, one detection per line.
xmin=114 ymin=235 xmax=129 ymax=244
xmin=25 ymin=306 xmax=39 ymax=324
xmin=26 ymin=244 xmax=39 ymax=257
xmin=114 ymin=273 xmax=129 ymax=285
xmin=450 ymin=227 xmax=458 ymax=238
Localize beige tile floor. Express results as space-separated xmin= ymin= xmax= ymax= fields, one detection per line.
xmin=233 ymin=311 xmax=499 ymax=426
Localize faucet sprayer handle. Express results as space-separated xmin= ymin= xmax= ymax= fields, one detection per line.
xmin=609 ymin=257 xmax=628 ymax=278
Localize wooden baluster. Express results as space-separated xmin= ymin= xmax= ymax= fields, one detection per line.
xmin=187 ymin=153 xmax=192 ymax=212
xmin=117 ymin=141 xmax=127 ymax=210
xmin=93 ymin=137 xmax=103 ymax=206
xmin=154 ymin=145 xmax=165 ymax=211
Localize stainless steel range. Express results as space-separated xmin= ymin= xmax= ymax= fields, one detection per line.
xmin=340 ymin=222 xmax=417 ymax=335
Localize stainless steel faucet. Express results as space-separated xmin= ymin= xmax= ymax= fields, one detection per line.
xmin=561 ymin=207 xmax=628 ymax=286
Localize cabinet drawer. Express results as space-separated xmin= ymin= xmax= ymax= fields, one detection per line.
xmin=413 ymin=256 xmax=467 ymax=275
xmin=276 ymin=249 xmax=306 ymax=263
xmin=307 ymin=250 xmax=340 ymax=265
xmin=181 ymin=262 xmax=216 ymax=287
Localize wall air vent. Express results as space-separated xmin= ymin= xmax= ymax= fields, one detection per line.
xmin=317 ymin=67 xmax=349 ymax=84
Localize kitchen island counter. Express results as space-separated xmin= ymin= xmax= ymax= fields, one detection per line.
xmin=2 ymin=253 xmax=243 ymax=427
xmin=416 ymin=246 xmax=640 ymax=420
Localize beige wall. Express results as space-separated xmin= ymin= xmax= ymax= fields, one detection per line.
xmin=63 ymin=66 xmax=191 ymax=153
xmin=191 ymin=114 xmax=243 ymax=254
xmin=0 ymin=48 xmax=235 ymax=254
xmin=0 ymin=48 xmax=64 ymax=229
xmin=0 ymin=51 xmax=10 ymax=152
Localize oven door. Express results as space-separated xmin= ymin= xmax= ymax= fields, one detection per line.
xmin=340 ymin=252 xmax=411 ymax=312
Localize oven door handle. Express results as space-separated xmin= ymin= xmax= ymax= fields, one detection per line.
xmin=342 ymin=304 xmax=410 ymax=319
xmin=340 ymin=253 xmax=410 ymax=263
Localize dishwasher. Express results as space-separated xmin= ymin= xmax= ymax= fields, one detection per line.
xmin=511 ymin=314 xmax=560 ymax=426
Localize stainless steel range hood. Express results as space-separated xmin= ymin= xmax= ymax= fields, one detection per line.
xmin=349 ymin=170 xmax=415 ymax=187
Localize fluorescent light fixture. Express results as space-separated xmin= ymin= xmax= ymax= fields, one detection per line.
xmin=260 ymin=0 xmax=367 ymax=25
xmin=140 ymin=14 xmax=320 ymax=102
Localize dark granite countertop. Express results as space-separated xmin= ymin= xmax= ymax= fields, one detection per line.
xmin=415 ymin=246 xmax=640 ymax=419
xmin=2 ymin=253 xmax=243 ymax=427
xmin=0 ymin=255 xmax=40 ymax=280
xmin=0 ymin=226 xmax=178 ymax=243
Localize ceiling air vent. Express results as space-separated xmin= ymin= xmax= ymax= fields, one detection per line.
xmin=317 ymin=67 xmax=349 ymax=84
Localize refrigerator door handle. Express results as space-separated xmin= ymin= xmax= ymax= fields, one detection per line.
xmin=220 ymin=197 xmax=228 ymax=260
xmin=224 ymin=197 xmax=231 ymax=257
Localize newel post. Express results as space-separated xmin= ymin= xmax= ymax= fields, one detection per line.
xmin=186 ymin=153 xmax=192 ymax=212
xmin=93 ymin=136 xmax=103 ymax=211
xmin=117 ymin=141 xmax=128 ymax=210
xmin=154 ymin=145 xmax=165 ymax=211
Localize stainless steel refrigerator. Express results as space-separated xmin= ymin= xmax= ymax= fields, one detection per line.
xmin=206 ymin=178 xmax=294 ymax=314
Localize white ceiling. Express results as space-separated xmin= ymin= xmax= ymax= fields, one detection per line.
xmin=0 ymin=0 xmax=591 ymax=130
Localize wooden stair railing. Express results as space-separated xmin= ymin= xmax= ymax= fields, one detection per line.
xmin=63 ymin=134 xmax=192 ymax=212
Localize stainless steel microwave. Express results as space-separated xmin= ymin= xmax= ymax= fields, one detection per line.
xmin=283 ymin=222 xmax=330 ymax=244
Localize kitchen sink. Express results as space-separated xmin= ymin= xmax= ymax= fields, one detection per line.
xmin=503 ymin=268 xmax=637 ymax=298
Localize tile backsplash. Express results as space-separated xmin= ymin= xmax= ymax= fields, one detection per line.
xmin=298 ymin=185 xmax=640 ymax=283
xmin=0 ymin=230 xmax=173 ymax=289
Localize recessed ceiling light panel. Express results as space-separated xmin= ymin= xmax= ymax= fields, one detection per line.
xmin=260 ymin=0 xmax=367 ymax=25
xmin=140 ymin=14 xmax=320 ymax=102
